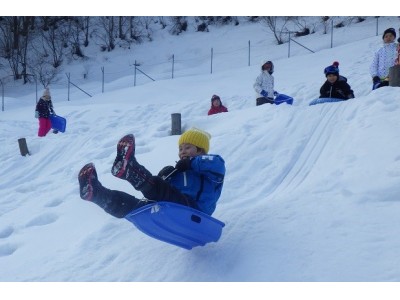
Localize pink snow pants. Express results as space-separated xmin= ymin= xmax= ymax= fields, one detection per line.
xmin=38 ymin=117 xmax=52 ymax=137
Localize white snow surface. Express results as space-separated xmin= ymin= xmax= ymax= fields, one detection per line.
xmin=1 ymin=13 xmax=400 ymax=299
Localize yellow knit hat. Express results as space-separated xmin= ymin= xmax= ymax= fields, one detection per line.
xmin=178 ymin=127 xmax=211 ymax=154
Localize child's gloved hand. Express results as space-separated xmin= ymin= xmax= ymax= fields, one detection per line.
xmin=158 ymin=166 xmax=175 ymax=178
xmin=372 ymin=76 xmax=380 ymax=83
xmin=260 ymin=90 xmax=268 ymax=97
xmin=175 ymin=158 xmax=192 ymax=172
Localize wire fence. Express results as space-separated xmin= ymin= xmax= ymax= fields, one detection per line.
xmin=64 ymin=18 xmax=390 ymax=97
xmin=1 ymin=17 xmax=393 ymax=110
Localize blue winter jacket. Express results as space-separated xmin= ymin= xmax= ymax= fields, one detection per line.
xmin=168 ymin=154 xmax=225 ymax=215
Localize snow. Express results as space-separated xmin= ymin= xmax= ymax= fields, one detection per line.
xmin=1 ymin=12 xmax=400 ymax=299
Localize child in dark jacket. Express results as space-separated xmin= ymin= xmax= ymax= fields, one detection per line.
xmin=325 ymin=61 xmax=348 ymax=82
xmin=320 ymin=65 xmax=355 ymax=100
xmin=208 ymin=94 xmax=228 ymax=115
xmin=35 ymin=88 xmax=55 ymax=137
xmin=78 ymin=128 xmax=225 ymax=218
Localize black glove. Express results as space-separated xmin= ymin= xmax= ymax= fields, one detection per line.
xmin=175 ymin=158 xmax=192 ymax=172
xmin=373 ymin=76 xmax=380 ymax=83
xmin=157 ymin=166 xmax=175 ymax=178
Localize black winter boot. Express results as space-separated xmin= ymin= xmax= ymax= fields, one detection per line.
xmin=111 ymin=134 xmax=154 ymax=190
xmin=78 ymin=162 xmax=146 ymax=218
xmin=79 ymin=162 xmax=101 ymax=201
xmin=78 ymin=162 xmax=114 ymax=207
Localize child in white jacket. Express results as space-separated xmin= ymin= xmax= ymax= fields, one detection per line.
xmin=253 ymin=60 xmax=275 ymax=106
xmin=370 ymin=27 xmax=398 ymax=89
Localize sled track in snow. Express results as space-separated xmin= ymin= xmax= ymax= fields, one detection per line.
xmin=267 ymin=103 xmax=344 ymax=199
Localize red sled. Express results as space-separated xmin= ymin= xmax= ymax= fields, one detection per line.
xmin=50 ymin=115 xmax=67 ymax=133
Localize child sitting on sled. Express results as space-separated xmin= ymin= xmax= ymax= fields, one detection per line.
xmin=319 ymin=65 xmax=355 ymax=100
xmin=78 ymin=128 xmax=225 ymax=218
xmin=254 ymin=60 xmax=276 ymax=106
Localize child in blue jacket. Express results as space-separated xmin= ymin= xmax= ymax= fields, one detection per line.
xmin=78 ymin=128 xmax=225 ymax=218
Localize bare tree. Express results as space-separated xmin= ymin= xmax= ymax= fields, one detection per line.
xmin=40 ymin=22 xmax=68 ymax=68
xmin=128 ymin=17 xmax=137 ymax=41
xmin=260 ymin=16 xmax=291 ymax=45
xmin=95 ymin=16 xmax=116 ymax=52
xmin=81 ymin=17 xmax=91 ymax=47
xmin=158 ymin=17 xmax=167 ymax=29
xmin=28 ymin=52 xmax=59 ymax=88
xmin=0 ymin=18 xmax=16 ymax=64
xmin=68 ymin=17 xmax=92 ymax=58
xmin=19 ymin=17 xmax=34 ymax=83
xmin=290 ymin=16 xmax=317 ymax=37
xmin=118 ymin=16 xmax=126 ymax=40
xmin=0 ymin=17 xmax=35 ymax=82
xmin=126 ymin=17 xmax=154 ymax=43
xmin=169 ymin=17 xmax=188 ymax=35
xmin=27 ymin=20 xmax=62 ymax=87
xmin=199 ymin=16 xmax=238 ymax=26
xmin=320 ymin=16 xmax=331 ymax=34
xmin=139 ymin=17 xmax=154 ymax=41
xmin=118 ymin=16 xmax=150 ymax=44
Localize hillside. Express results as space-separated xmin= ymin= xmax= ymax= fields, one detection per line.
xmin=1 ymin=15 xmax=400 ymax=299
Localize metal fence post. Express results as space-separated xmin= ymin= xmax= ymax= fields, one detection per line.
xmin=1 ymin=79 xmax=4 ymax=111
xmin=101 ymin=66 xmax=104 ymax=93
xmin=172 ymin=54 xmax=174 ymax=79
xmin=211 ymin=48 xmax=213 ymax=74
xmin=134 ymin=60 xmax=137 ymax=86
xmin=66 ymin=73 xmax=70 ymax=101
xmin=35 ymin=75 xmax=38 ymax=104
xmin=248 ymin=40 xmax=251 ymax=66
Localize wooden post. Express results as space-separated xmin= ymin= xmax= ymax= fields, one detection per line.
xmin=171 ymin=113 xmax=181 ymax=135
xmin=18 ymin=138 xmax=30 ymax=156
xmin=389 ymin=65 xmax=400 ymax=87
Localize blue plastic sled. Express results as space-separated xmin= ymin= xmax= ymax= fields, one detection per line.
xmin=50 ymin=114 xmax=66 ymax=133
xmin=274 ymin=94 xmax=294 ymax=105
xmin=309 ymin=97 xmax=345 ymax=106
xmin=125 ymin=201 xmax=225 ymax=250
